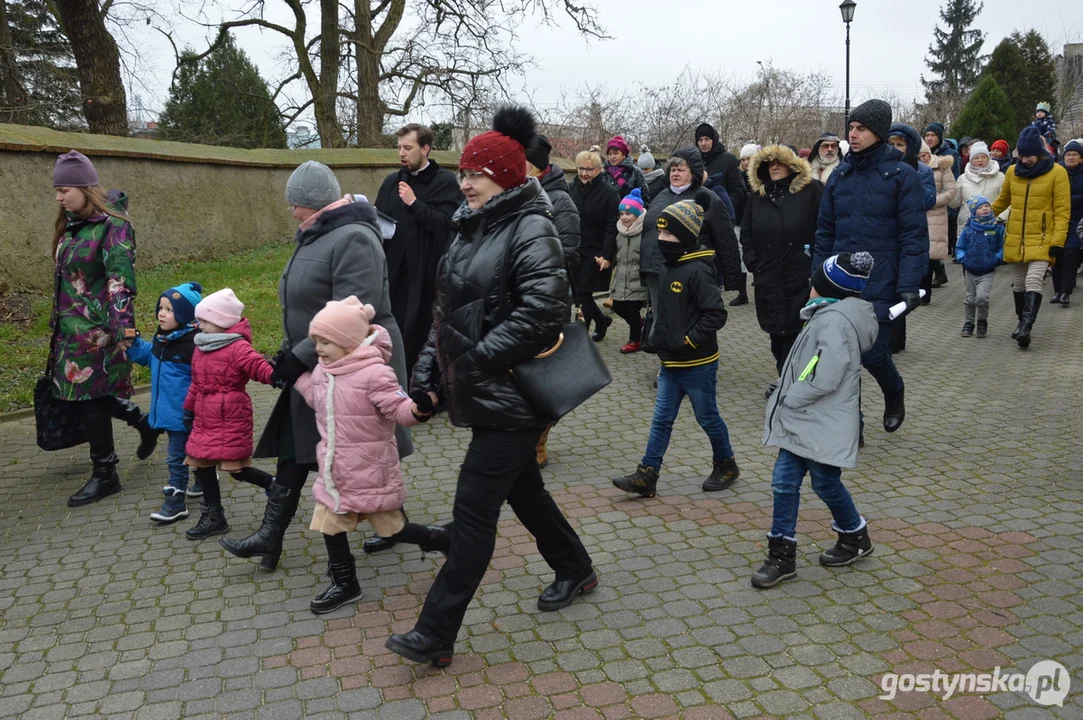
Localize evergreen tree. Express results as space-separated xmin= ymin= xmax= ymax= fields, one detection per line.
xmin=1016 ymin=30 xmax=1056 ymax=125
xmin=0 ymin=0 xmax=81 ymax=128
xmin=921 ymin=0 xmax=986 ymax=124
xmin=952 ymin=76 xmax=1017 ymax=143
xmin=982 ymin=38 xmax=1030 ymax=133
xmin=158 ymin=33 xmax=287 ymax=149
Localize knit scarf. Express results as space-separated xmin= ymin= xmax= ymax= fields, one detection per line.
xmin=299 ymin=197 xmax=351 ymax=231
xmin=194 ymin=332 xmax=244 ymax=352
xmin=1014 ymin=157 xmax=1055 ymax=179
xmin=607 ymin=163 xmax=630 ymax=190
xmin=616 ymin=214 xmax=644 ymax=237
xmin=964 ymin=161 xmax=1000 ymax=181
xmin=671 ymin=183 xmax=692 ymax=195
xmin=799 ymin=296 xmax=840 ymax=321
xmin=966 ymin=212 xmax=998 ymax=232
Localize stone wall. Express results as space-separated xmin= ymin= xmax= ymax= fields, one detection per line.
xmin=0 ymin=124 xmax=571 ymax=292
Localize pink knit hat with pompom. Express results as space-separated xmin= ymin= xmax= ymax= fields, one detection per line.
xmin=309 ymin=296 xmax=376 ymax=350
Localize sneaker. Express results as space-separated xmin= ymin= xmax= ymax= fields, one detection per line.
xmin=702 ymin=457 xmax=740 ymax=492
xmin=612 ymin=465 xmax=658 ymax=498
xmin=151 ymin=488 xmax=190 ymax=523
xmin=619 ymin=341 xmax=641 ymax=354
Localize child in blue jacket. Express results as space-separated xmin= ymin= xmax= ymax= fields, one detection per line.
xmin=955 ymin=196 xmax=1005 ymax=339
xmin=127 ymin=282 xmax=204 ymax=523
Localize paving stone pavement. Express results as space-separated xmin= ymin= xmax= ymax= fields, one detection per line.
xmin=1 ymin=263 xmax=1081 ymax=719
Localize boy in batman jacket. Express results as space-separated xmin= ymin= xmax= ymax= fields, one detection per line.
xmin=613 ymin=190 xmax=740 ymax=499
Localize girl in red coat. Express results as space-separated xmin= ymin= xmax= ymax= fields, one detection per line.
xmin=183 ymin=288 xmax=276 ymax=540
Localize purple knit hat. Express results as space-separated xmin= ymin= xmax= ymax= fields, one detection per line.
xmin=53 ymin=151 xmax=100 ymax=188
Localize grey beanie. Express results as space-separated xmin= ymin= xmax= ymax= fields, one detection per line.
xmin=286 ymin=161 xmax=341 ymax=210
xmin=637 ymin=146 xmax=656 ymax=171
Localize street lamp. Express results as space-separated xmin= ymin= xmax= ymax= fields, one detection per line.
xmin=840 ymin=0 xmax=856 ymax=133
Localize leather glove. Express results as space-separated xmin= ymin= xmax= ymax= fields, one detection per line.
xmin=271 ymin=352 xmax=307 ymax=389
xmin=898 ymin=292 xmax=922 ymax=313
xmin=182 ymin=410 xmax=194 ymax=433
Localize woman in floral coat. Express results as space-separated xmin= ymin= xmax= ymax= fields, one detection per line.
xmin=50 ymin=151 xmax=157 ymax=507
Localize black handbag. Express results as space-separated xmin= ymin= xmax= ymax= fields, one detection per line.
xmin=640 ymin=303 xmax=657 ymax=354
xmin=497 ymin=222 xmax=612 ymax=420
xmin=34 ymin=277 xmax=88 ymax=451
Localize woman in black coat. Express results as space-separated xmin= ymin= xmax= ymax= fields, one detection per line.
xmin=740 ymin=145 xmax=824 ymax=373
xmin=568 ymin=149 xmax=619 ymax=341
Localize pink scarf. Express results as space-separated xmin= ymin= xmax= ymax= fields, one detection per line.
xmin=299 ymin=197 xmax=351 ymax=232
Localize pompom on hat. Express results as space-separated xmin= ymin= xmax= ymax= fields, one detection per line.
xmin=195 ymin=288 xmax=244 ymax=329
xmin=618 ymin=188 xmax=645 ymax=218
xmin=160 ymin=282 xmax=204 ymax=328
xmin=637 ymin=145 xmax=656 ymax=171
xmin=53 ymin=150 xmax=100 ymax=188
xmin=309 ymin=296 xmax=377 ymax=352
xmin=812 ymin=252 xmax=874 ymax=300
xmin=459 ymin=106 xmax=538 ymax=190
xmin=657 ymin=189 xmax=714 ymax=247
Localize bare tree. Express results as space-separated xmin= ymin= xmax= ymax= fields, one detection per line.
xmin=50 ymin=0 xmax=128 ymax=135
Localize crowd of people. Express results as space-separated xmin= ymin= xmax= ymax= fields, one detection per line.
xmin=43 ymin=97 xmax=1081 ymax=667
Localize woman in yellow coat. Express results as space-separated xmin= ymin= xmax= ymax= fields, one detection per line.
xmin=991 ymin=127 xmax=1071 ymax=348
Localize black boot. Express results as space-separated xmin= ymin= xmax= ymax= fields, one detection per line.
xmin=729 ymin=274 xmax=749 ymax=306
xmin=1011 ymin=291 xmax=1025 ymax=339
xmin=592 ymin=315 xmax=612 ymax=342
xmin=186 ymin=503 xmax=229 ymax=540
xmin=218 ymin=483 xmax=298 ymax=570
xmin=378 ymin=521 xmax=451 ymax=556
xmin=68 ymin=403 xmax=121 ymax=507
xmin=751 ymin=536 xmax=797 ymax=589
xmin=883 ymin=390 xmax=905 ymax=433
xmin=310 ymin=555 xmax=363 ymax=614
xmin=960 ymin=321 xmax=974 ymax=337
xmin=386 ymin=629 xmax=455 ymax=668
xmin=975 ymin=319 xmax=988 ymax=338
xmin=1016 ymin=292 xmax=1042 ymax=348
xmin=363 ymin=507 xmax=406 ymax=554
xmin=537 ymin=568 xmax=599 ymax=611
xmin=819 ymin=525 xmax=873 ymax=566
xmin=612 ymin=465 xmax=658 ymax=498
xmin=110 ymin=398 xmax=160 ymax=460
xmin=1061 ymin=293 xmax=1070 ymax=308
xmin=1049 ymin=292 xmax=1063 ymax=304
xmin=702 ymin=457 xmax=739 ymax=492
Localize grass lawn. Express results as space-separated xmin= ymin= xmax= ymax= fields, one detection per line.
xmin=0 ymin=242 xmax=295 ymax=414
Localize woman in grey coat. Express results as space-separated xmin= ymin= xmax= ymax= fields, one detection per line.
xmin=219 ymin=161 xmax=413 ymax=570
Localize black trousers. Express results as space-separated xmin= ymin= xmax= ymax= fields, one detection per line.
xmin=769 ymin=333 xmax=799 ymax=375
xmin=947 ymin=215 xmax=959 ymax=257
xmin=610 ymin=300 xmax=643 ymax=342
xmin=415 ymin=428 xmax=593 ymax=645
xmin=1052 ymin=248 xmax=1081 ymax=295
xmin=576 ymin=292 xmax=605 ymax=331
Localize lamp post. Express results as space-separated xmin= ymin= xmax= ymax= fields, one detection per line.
xmin=840 ymin=0 xmax=856 ymax=133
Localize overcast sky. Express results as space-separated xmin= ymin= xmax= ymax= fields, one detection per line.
xmin=125 ymin=0 xmax=1083 ymax=125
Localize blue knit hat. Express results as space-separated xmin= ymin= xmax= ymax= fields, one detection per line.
xmin=966 ymin=195 xmax=992 ymax=216
xmin=619 ymin=187 xmax=645 ymax=217
xmin=159 ymin=282 xmax=204 ymax=327
xmin=812 ymin=252 xmax=874 ymax=300
xmin=1017 ymin=126 xmax=1046 ymax=157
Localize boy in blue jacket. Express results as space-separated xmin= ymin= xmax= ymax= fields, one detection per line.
xmin=955 ymin=196 xmax=1005 ymax=338
xmin=613 ymin=190 xmax=740 ymax=498
xmin=127 ymin=282 xmax=204 ymax=523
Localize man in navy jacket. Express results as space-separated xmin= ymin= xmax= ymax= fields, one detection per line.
xmin=813 ymin=99 xmax=929 ymax=434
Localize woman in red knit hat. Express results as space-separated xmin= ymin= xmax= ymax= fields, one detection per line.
xmin=386 ymin=106 xmax=597 ymax=668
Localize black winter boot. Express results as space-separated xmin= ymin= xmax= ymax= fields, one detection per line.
xmin=751 ymin=536 xmax=798 ymax=589
xmin=1016 ymin=292 xmax=1042 ymax=349
xmin=186 ymin=503 xmax=229 ymax=540
xmin=960 ymin=321 xmax=974 ymax=338
xmin=68 ymin=404 xmax=121 ymax=507
xmin=882 ymin=390 xmax=905 ymax=433
xmin=702 ymin=457 xmax=740 ymax=492
xmin=110 ymin=397 xmax=160 ymax=460
xmin=729 ymin=274 xmax=749 ymax=306
xmin=310 ymin=556 xmax=363 ymax=614
xmin=819 ymin=525 xmax=874 ymax=566
xmin=1011 ymin=291 xmax=1025 ymax=339
xmin=612 ymin=465 xmax=658 ymax=498
xmin=219 ymin=483 xmax=298 ymax=570
xmin=364 ymin=507 xmax=406 ymax=554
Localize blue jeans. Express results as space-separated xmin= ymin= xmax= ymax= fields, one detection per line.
xmin=165 ymin=430 xmax=190 ymax=492
xmin=769 ymin=448 xmax=863 ymax=541
xmin=861 ymin=320 xmax=904 ymax=398
xmin=642 ymin=361 xmax=733 ymax=470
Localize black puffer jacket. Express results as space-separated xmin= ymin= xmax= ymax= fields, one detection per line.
xmin=740 ymin=145 xmax=823 ymax=336
xmin=539 ymin=164 xmax=581 ymax=276
xmin=411 ymin=179 xmax=569 ymax=430
xmin=696 ymin=123 xmax=748 ymax=221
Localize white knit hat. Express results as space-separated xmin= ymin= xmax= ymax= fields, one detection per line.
xmin=968 ymin=141 xmax=990 ymax=159
xmin=740 ymin=143 xmax=759 ymax=159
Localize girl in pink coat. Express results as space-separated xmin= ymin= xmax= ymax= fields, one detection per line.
xmin=297 ymin=295 xmax=449 ymax=615
xmin=183 ymin=289 xmax=276 ymax=541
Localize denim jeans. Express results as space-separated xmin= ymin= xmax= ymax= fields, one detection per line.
xmin=165 ymin=430 xmax=190 ymax=492
xmin=861 ymin=320 xmax=904 ymax=398
xmin=769 ymin=448 xmax=863 ymax=540
xmin=642 ymin=361 xmax=734 ymax=470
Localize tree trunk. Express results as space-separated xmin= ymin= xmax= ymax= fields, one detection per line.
xmin=0 ymin=0 xmax=29 ymax=124
xmin=354 ymin=0 xmax=402 ymax=147
xmin=312 ymin=0 xmax=345 ymax=147
xmin=52 ymin=0 xmax=126 ymax=135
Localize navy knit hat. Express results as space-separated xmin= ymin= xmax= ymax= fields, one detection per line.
xmin=1063 ymin=140 xmax=1083 ymax=157
xmin=812 ymin=252 xmax=874 ymax=300
xmin=159 ymin=282 xmax=204 ymax=327
xmin=1017 ymin=126 xmax=1047 ymax=157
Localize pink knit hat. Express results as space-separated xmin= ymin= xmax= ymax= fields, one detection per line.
xmin=607 ymin=136 xmax=631 ymax=156
xmin=309 ymin=296 xmax=376 ymax=351
xmin=195 ymin=288 xmax=244 ymax=329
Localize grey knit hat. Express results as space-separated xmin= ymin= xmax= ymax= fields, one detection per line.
xmin=637 ymin=146 xmax=656 ymax=171
xmin=285 ymin=161 xmax=341 ymax=210
xmin=848 ymin=99 xmax=893 ymax=143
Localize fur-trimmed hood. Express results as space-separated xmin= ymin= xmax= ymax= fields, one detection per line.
xmin=297 ymin=200 xmax=381 ymax=246
xmin=747 ymin=145 xmax=813 ymax=196
xmin=925 ymin=153 xmax=954 ymax=172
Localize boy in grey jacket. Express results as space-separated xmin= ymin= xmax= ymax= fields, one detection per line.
xmin=752 ymin=251 xmax=879 ymax=589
